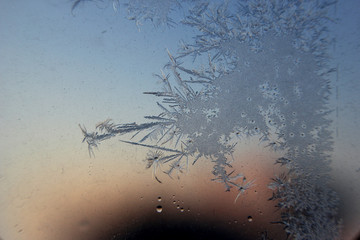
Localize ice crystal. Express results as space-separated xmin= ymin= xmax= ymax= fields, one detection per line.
xmin=71 ymin=0 xmax=190 ymax=28
xmin=78 ymin=0 xmax=341 ymax=239
xmin=269 ymin=161 xmax=340 ymax=239
xmin=123 ymin=0 xmax=180 ymax=28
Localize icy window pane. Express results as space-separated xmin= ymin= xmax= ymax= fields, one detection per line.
xmin=1 ymin=0 xmax=359 ymax=240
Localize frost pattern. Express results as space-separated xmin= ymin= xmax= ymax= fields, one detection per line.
xmin=71 ymin=0 xmax=191 ymax=28
xmin=123 ymin=0 xmax=180 ymax=28
xmin=78 ymin=0 xmax=341 ymax=239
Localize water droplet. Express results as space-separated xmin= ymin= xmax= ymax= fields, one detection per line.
xmin=156 ymin=206 xmax=163 ymax=213
xmin=176 ymin=205 xmax=180 ymax=209
xmin=173 ymin=200 xmax=176 ymax=204
xmin=157 ymin=197 xmax=162 ymax=202
xmin=180 ymin=208 xmax=184 ymax=212
xmin=234 ymin=220 xmax=238 ymax=224
xmin=247 ymin=216 xmax=253 ymax=222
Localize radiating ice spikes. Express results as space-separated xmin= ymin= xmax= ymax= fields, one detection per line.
xmin=165 ymin=161 xmax=185 ymax=180
xmin=79 ymin=124 xmax=100 ymax=157
xmin=144 ymin=150 xmax=165 ymax=183
xmin=234 ymin=178 xmax=256 ymax=203
xmin=211 ymin=170 xmax=250 ymax=193
xmin=95 ymin=119 xmax=116 ymax=133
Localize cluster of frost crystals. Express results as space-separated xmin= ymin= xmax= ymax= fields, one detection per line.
xmin=180 ymin=0 xmax=334 ymax=69
xmin=173 ymin=1 xmax=341 ymax=238
xmin=269 ymin=161 xmax=340 ymax=240
xmin=123 ymin=0 xmax=180 ymax=28
xmin=71 ymin=0 xmax=194 ymax=28
xmin=79 ymin=0 xmax=341 ymax=239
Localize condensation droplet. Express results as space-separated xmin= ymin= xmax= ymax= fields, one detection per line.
xmin=176 ymin=205 xmax=180 ymax=209
xmin=180 ymin=208 xmax=184 ymax=212
xmin=247 ymin=216 xmax=253 ymax=222
xmin=173 ymin=200 xmax=176 ymax=204
xmin=156 ymin=206 xmax=163 ymax=213
xmin=157 ymin=196 xmax=162 ymax=202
